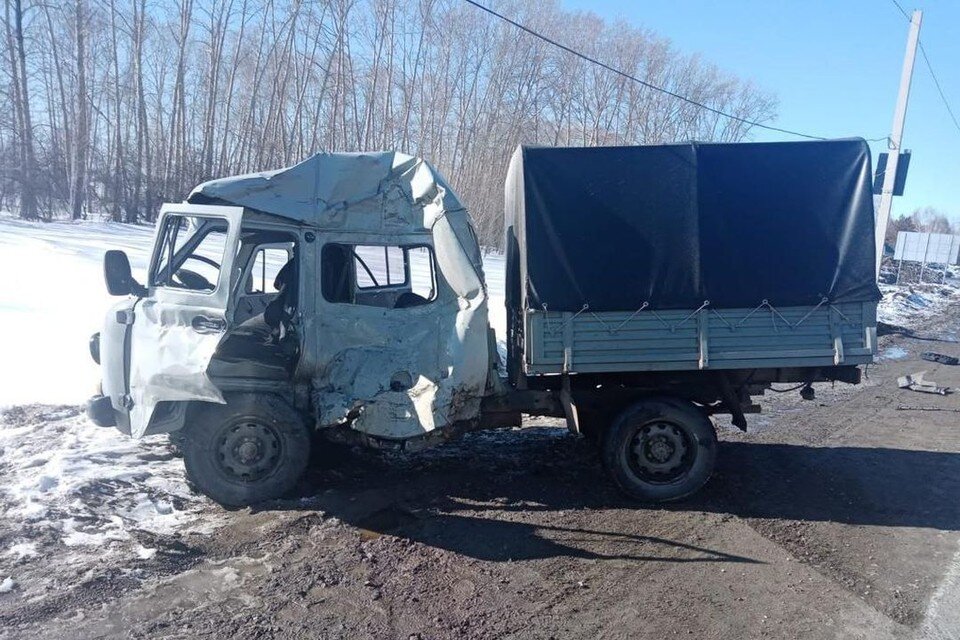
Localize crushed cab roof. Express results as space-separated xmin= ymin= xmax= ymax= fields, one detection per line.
xmin=187 ymin=151 xmax=464 ymax=233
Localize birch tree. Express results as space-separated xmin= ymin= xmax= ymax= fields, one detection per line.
xmin=0 ymin=0 xmax=777 ymax=247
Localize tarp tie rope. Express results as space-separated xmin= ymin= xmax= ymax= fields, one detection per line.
xmin=543 ymin=303 xmax=589 ymax=335
xmin=671 ymin=301 xmax=710 ymax=331
xmin=829 ymin=304 xmax=854 ymax=324
xmin=794 ymin=296 xmax=830 ymax=326
xmin=650 ymin=309 xmax=672 ymax=330
xmin=588 ymin=302 xmax=650 ymax=334
xmin=738 ymin=297 xmax=832 ymax=331
xmin=736 ymin=300 xmax=769 ymax=327
xmin=543 ymin=297 xmax=850 ymax=336
xmin=710 ymin=308 xmax=736 ymax=330
xmin=766 ymin=302 xmax=793 ymax=330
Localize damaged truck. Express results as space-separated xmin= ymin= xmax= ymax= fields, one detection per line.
xmin=87 ymin=140 xmax=880 ymax=506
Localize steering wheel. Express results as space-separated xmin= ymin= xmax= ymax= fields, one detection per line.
xmin=171 ymin=253 xmax=220 ymax=290
xmin=186 ymin=253 xmax=221 ymax=270
xmin=173 ymin=268 xmax=215 ymax=290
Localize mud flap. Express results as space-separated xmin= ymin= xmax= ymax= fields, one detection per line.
xmin=560 ymin=376 xmax=580 ymax=435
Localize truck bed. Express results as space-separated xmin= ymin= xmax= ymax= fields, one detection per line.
xmin=524 ymin=300 xmax=876 ymax=375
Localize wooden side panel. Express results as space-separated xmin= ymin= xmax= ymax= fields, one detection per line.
xmin=525 ymin=302 xmax=876 ymax=375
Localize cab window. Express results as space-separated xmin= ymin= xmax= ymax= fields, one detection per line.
xmin=247 ymin=246 xmax=292 ymax=294
xmin=322 ymin=243 xmax=437 ymax=308
xmin=152 ymin=215 xmax=228 ymax=292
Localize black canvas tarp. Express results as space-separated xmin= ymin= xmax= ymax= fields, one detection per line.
xmin=504 ymin=139 xmax=881 ymax=313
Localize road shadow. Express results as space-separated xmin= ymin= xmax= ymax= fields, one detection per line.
xmin=284 ymin=428 xmax=960 ymax=562
xmin=693 ymin=441 xmax=960 ymax=531
xmin=352 ymin=505 xmax=760 ymax=564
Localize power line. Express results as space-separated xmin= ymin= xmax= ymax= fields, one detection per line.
xmin=890 ymin=0 xmax=910 ymax=20
xmin=918 ymin=42 xmax=960 ymax=135
xmin=461 ymin=0 xmax=827 ymax=141
xmin=887 ymin=1 xmax=960 ymax=136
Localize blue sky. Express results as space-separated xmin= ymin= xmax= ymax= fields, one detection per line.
xmin=561 ymin=0 xmax=960 ymax=221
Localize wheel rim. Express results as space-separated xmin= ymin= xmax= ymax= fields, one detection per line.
xmin=215 ymin=419 xmax=282 ymax=483
xmin=626 ymin=421 xmax=695 ymax=484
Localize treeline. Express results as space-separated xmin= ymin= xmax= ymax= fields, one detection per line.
xmin=1 ymin=0 xmax=776 ymax=246
xmin=885 ymin=206 xmax=960 ymax=247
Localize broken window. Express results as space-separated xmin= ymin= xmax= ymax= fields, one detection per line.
xmin=321 ymin=243 xmax=437 ymax=308
xmin=151 ymin=215 xmax=228 ymax=292
xmin=232 ymin=233 xmax=299 ymax=327
xmin=246 ymin=245 xmax=292 ymax=294
xmin=355 ymin=245 xmax=405 ymax=288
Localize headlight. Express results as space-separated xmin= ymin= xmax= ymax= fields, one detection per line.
xmin=89 ymin=332 xmax=101 ymax=365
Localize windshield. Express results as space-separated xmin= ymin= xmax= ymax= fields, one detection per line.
xmin=151 ymin=215 xmax=229 ymax=292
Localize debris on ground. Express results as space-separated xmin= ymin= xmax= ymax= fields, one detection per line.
xmin=921 ymin=352 xmax=960 ymax=366
xmin=897 ymin=371 xmax=951 ymax=395
xmin=897 ymin=404 xmax=960 ymax=413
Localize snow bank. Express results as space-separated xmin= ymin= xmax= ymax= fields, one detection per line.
xmin=0 ymin=406 xmax=215 ymax=557
xmin=0 ymin=214 xmax=154 ymax=407
xmin=0 ymin=213 xmax=507 ymax=407
xmin=877 ymin=280 xmax=960 ymax=330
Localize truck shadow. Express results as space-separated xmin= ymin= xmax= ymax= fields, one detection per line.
xmin=351 ymin=505 xmax=761 ymax=564
xmin=693 ymin=440 xmax=960 ymax=532
xmin=287 ymin=428 xmax=960 ymax=563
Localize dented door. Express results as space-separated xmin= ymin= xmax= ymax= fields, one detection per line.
xmin=313 ymin=226 xmax=490 ymax=441
xmin=126 ymin=204 xmax=244 ymax=437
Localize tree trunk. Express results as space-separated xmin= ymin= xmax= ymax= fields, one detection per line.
xmin=11 ymin=0 xmax=38 ymax=219
xmin=69 ymin=0 xmax=88 ymax=220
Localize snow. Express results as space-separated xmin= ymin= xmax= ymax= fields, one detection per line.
xmin=0 ymin=214 xmax=155 ymax=407
xmin=0 ymin=407 xmax=215 ymax=557
xmin=877 ymin=280 xmax=960 ymax=330
xmin=135 ymin=545 xmax=158 ymax=560
xmin=0 ymin=212 xmax=507 ymax=408
xmin=880 ymin=346 xmax=909 ymax=361
xmin=5 ymin=542 xmax=38 ymax=559
xmin=0 ymin=577 xmax=16 ymax=594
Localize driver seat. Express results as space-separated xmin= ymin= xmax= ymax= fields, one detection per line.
xmin=264 ymin=257 xmax=298 ymax=330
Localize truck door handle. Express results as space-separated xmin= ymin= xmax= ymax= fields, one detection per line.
xmin=191 ymin=315 xmax=226 ymax=334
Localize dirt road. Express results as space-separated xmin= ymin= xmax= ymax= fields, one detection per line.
xmin=3 ymin=310 xmax=960 ymax=639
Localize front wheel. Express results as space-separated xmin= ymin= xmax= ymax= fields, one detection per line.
xmin=601 ymin=398 xmax=716 ymax=502
xmin=181 ymin=394 xmax=311 ymax=507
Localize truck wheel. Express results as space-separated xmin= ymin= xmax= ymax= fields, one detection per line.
xmin=601 ymin=398 xmax=716 ymax=502
xmin=181 ymin=394 xmax=310 ymax=507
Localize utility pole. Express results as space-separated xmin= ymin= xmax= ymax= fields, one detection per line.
xmin=875 ymin=9 xmax=922 ymax=277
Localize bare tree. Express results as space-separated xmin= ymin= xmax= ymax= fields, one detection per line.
xmin=1 ymin=0 xmax=781 ymax=246
xmin=68 ymin=0 xmax=88 ymax=220
xmin=6 ymin=0 xmax=38 ymax=219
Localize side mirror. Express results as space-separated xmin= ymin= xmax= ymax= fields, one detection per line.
xmin=104 ymin=250 xmax=144 ymax=296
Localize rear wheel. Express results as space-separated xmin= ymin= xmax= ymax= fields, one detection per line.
xmin=181 ymin=393 xmax=310 ymax=507
xmin=601 ymin=398 xmax=716 ymax=502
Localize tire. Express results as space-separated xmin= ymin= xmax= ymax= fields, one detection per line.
xmin=601 ymin=397 xmax=716 ymax=503
xmin=181 ymin=393 xmax=311 ymax=507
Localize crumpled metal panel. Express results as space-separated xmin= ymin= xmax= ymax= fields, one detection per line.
xmin=308 ymin=158 xmax=489 ymax=440
xmin=122 ymin=204 xmax=243 ymax=439
xmin=187 ymin=153 xmax=491 ymax=441
xmin=128 ymin=299 xmax=228 ymax=438
xmin=313 ymin=291 xmax=489 ymax=439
